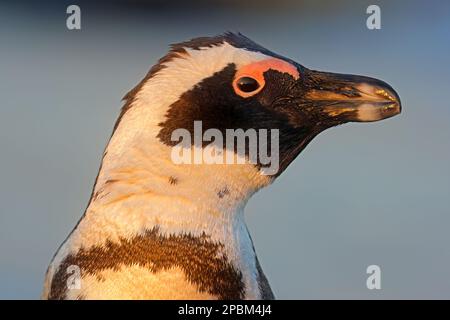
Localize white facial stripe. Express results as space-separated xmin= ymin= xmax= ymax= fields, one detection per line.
xmin=184 ymin=43 xmax=269 ymax=71
xmin=109 ymin=42 xmax=270 ymax=156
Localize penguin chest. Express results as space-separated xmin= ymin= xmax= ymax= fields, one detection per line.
xmin=47 ymin=228 xmax=247 ymax=300
xmin=67 ymin=265 xmax=217 ymax=299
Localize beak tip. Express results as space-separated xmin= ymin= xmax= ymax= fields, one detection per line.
xmin=382 ymin=87 xmax=402 ymax=119
xmin=356 ymin=83 xmax=402 ymax=122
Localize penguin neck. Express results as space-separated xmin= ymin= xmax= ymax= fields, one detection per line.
xmin=85 ymin=141 xmax=269 ymax=241
xmin=87 ymin=158 xmax=249 ymax=243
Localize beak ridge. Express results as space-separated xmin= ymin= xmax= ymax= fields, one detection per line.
xmin=304 ymin=70 xmax=402 ymax=123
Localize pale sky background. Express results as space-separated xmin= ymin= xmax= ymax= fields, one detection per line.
xmin=1 ymin=0 xmax=450 ymax=299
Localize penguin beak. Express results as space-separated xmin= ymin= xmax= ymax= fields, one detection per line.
xmin=302 ymin=70 xmax=401 ymax=123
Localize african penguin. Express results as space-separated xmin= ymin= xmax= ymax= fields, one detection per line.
xmin=42 ymin=32 xmax=401 ymax=300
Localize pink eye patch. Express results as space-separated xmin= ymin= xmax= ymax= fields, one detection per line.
xmin=233 ymin=58 xmax=300 ymax=97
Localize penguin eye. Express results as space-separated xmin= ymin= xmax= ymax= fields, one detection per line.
xmin=236 ymin=77 xmax=260 ymax=93
xmin=233 ymin=72 xmax=265 ymax=98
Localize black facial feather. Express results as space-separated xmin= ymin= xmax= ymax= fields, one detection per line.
xmin=115 ymin=33 xmax=305 ymax=135
xmin=48 ymin=227 xmax=245 ymax=300
xmin=157 ymin=63 xmax=316 ymax=176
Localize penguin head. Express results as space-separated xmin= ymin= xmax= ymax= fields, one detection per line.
xmin=111 ymin=33 xmax=401 ymax=186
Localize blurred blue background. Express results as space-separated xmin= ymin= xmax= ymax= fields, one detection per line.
xmin=1 ymin=0 xmax=450 ymax=299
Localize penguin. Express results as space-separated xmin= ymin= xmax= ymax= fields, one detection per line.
xmin=42 ymin=32 xmax=401 ymax=300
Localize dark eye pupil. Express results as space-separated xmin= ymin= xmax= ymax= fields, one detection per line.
xmin=237 ymin=77 xmax=259 ymax=93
